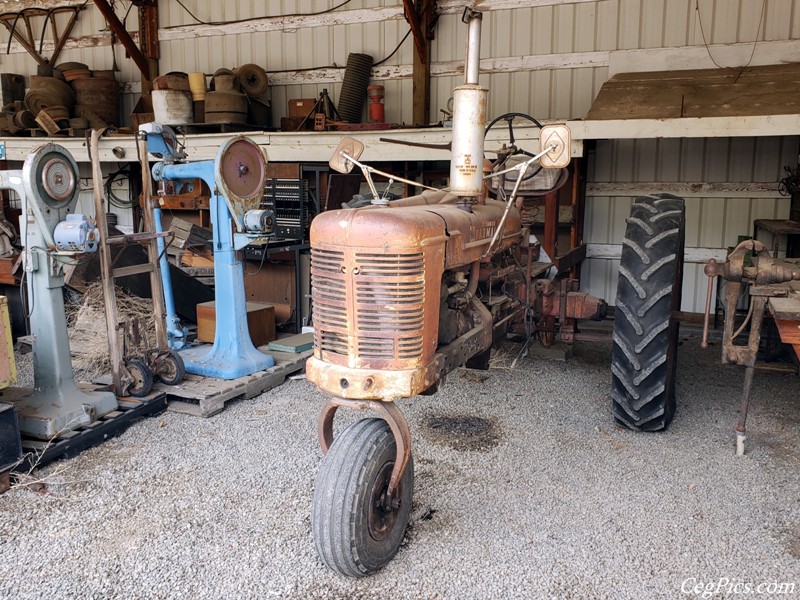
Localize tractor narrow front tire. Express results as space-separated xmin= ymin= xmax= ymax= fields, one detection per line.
xmin=312 ymin=418 xmax=414 ymax=577
xmin=611 ymin=194 xmax=685 ymax=431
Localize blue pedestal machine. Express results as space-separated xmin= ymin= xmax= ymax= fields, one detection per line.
xmin=142 ymin=125 xmax=276 ymax=379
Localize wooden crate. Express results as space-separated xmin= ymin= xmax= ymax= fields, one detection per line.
xmin=196 ymin=301 xmax=276 ymax=347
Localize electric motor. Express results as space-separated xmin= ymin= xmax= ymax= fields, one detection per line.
xmin=243 ymin=208 xmax=274 ymax=233
xmin=53 ymin=214 xmax=99 ymax=253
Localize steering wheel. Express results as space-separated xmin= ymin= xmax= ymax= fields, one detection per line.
xmin=484 ymin=112 xmax=543 ymax=182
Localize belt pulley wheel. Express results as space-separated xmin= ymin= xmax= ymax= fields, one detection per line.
xmin=215 ymin=137 xmax=267 ymax=206
xmin=41 ymin=157 xmax=76 ymax=203
xmin=23 ymin=144 xmax=80 ymax=209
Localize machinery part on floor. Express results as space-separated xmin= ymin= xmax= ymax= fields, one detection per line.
xmin=306 ymin=9 xmax=605 ymax=576
xmin=0 ymin=144 xmax=117 ymax=439
xmin=611 ymin=194 xmax=685 ymax=432
xmin=701 ymin=239 xmax=800 ymax=455
xmin=144 ymin=124 xmax=276 ymax=379
xmin=153 ymin=349 xmax=185 ymax=386
xmin=124 ymin=358 xmax=153 ymax=398
xmin=313 ymin=415 xmax=414 ymax=577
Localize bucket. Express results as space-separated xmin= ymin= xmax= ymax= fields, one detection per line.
xmin=152 ymin=89 xmax=194 ymax=125
xmin=188 ymin=72 xmax=206 ymax=101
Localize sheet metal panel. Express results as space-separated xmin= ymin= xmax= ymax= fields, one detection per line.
xmin=583 ymin=136 xmax=798 ymax=313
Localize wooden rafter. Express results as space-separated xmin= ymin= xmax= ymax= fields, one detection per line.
xmin=91 ymin=0 xmax=151 ymax=80
xmin=402 ymin=0 xmax=427 ymax=65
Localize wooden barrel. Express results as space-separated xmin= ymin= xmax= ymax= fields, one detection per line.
xmin=205 ymin=90 xmax=248 ymax=124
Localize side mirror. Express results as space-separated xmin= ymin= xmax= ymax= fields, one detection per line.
xmin=539 ymin=125 xmax=571 ymax=169
xmin=329 ymin=137 xmax=365 ymax=174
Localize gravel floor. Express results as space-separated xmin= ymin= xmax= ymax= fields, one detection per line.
xmin=1 ymin=336 xmax=798 ymax=599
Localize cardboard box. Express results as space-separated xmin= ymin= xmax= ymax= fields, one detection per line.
xmin=196 ymin=301 xmax=276 ymax=347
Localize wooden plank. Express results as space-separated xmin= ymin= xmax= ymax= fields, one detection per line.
xmin=609 ymin=39 xmax=800 ymax=76
xmin=586 ymin=182 xmax=781 ymax=198
xmin=157 ymin=0 xmax=595 ymax=44
xmin=112 ymin=263 xmax=155 ymax=278
xmin=267 ymin=333 xmax=314 ymax=353
xmin=567 ymin=114 xmax=800 ymax=140
xmin=411 ymin=0 xmax=433 ymax=126
xmin=90 ymin=129 xmax=124 ymax=395
xmin=587 ymin=243 xmax=729 ymax=263
xmin=771 ymin=317 xmax=800 ymax=342
xmin=162 ymin=350 xmax=311 ymax=417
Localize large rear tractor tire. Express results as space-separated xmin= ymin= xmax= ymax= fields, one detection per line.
xmin=611 ymin=194 xmax=685 ymax=431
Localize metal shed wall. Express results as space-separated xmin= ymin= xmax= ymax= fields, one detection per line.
xmin=582 ymin=136 xmax=798 ymax=313
xmin=1 ymin=1 xmax=798 ymax=310
xmin=2 ymin=1 xmax=798 ymax=124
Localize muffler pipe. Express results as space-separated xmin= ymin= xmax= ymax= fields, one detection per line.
xmin=450 ymin=9 xmax=488 ymax=201
xmin=464 ymin=8 xmax=482 ymax=85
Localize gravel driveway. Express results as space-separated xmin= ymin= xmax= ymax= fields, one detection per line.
xmin=1 ymin=337 xmax=798 ymax=599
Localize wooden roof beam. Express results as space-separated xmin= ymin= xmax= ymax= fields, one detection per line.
xmin=91 ymin=0 xmax=150 ymax=80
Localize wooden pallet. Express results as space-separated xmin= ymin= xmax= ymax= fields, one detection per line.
xmin=161 ymin=349 xmax=311 ymax=417
xmin=15 ymin=389 xmax=167 ymax=472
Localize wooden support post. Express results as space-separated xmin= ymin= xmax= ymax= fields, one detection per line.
xmin=410 ymin=0 xmax=435 ymax=126
xmin=791 ymin=152 xmax=800 ymax=224
xmin=138 ymin=0 xmax=159 ymax=104
xmin=138 ymin=136 xmax=167 ymax=350
xmin=569 ymin=157 xmax=587 ymax=280
xmin=89 ymin=129 xmax=124 ymax=395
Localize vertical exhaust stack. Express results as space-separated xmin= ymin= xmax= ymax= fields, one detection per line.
xmin=449 ymin=9 xmax=488 ymax=208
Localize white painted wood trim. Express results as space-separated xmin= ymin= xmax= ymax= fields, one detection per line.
xmin=0 ymin=126 xmax=583 ymax=164
xmin=0 ymin=0 xmax=85 ymax=10
xmin=158 ymin=0 xmax=597 ymax=43
xmin=437 ymin=0 xmax=597 ymax=13
xmin=587 ymin=244 xmax=729 ymax=263
xmin=586 ymin=182 xmax=782 ymax=199
xmin=5 ymin=32 xmax=132 ymax=56
xmin=273 ymin=51 xmax=610 ymax=86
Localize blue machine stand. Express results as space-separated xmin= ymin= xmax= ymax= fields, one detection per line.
xmin=143 ymin=126 xmax=276 ymax=379
xmin=0 ymin=144 xmax=118 ymax=439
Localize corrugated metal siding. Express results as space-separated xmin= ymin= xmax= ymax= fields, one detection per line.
xmin=0 ymin=1 xmax=797 ymax=123
xmin=0 ymin=1 xmax=798 ymax=309
xmin=582 ymin=136 xmax=799 ymax=312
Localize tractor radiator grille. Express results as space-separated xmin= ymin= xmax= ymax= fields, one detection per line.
xmin=311 ymin=249 xmax=426 ymax=362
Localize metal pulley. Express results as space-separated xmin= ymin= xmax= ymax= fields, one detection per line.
xmin=23 ymin=144 xmax=79 ymax=210
xmin=53 ymin=213 xmax=99 ymax=253
xmin=215 ymin=136 xmax=268 ymax=226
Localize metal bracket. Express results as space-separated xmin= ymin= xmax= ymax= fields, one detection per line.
xmin=0 ymin=6 xmax=82 ymax=66
xmin=318 ymin=397 xmax=412 ymax=501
